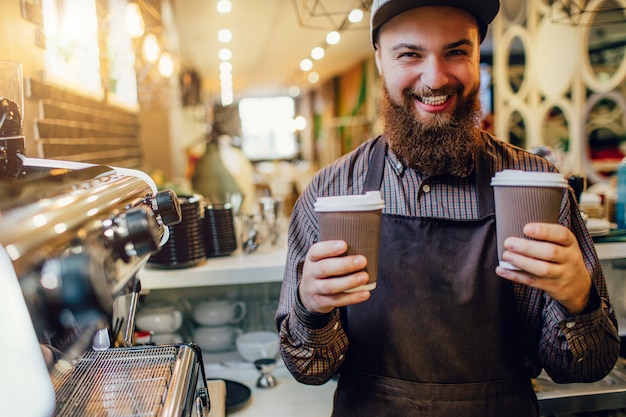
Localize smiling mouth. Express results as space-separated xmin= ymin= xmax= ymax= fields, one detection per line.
xmin=418 ymin=95 xmax=450 ymax=106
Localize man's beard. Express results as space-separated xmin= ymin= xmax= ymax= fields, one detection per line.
xmin=379 ymin=80 xmax=484 ymax=177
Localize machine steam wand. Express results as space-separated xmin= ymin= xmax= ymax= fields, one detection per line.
xmin=124 ymin=277 xmax=142 ymax=347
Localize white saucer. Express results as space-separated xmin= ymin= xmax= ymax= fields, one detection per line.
xmin=586 ymin=218 xmax=611 ymax=237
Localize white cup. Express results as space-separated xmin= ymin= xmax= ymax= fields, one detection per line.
xmin=193 ymin=300 xmax=246 ymax=326
xmin=491 ymin=170 xmax=567 ymax=270
xmin=194 ymin=325 xmax=242 ymax=352
xmin=314 ymin=191 xmax=385 ymax=292
xmin=135 ymin=304 xmax=183 ymax=334
xmin=236 ymin=331 xmax=280 ymax=362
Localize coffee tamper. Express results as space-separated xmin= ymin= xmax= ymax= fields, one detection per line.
xmin=254 ymin=358 xmax=277 ymax=388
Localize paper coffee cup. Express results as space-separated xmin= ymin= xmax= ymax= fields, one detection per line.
xmin=491 ymin=170 xmax=567 ymax=270
xmin=314 ymin=191 xmax=385 ymax=292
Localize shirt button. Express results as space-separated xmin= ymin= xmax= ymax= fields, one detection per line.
xmin=422 ymin=184 xmax=431 ymax=193
xmin=339 ymin=354 xmax=344 ymax=361
xmin=333 ymin=322 xmax=339 ymax=331
xmin=566 ymin=321 xmax=576 ymax=329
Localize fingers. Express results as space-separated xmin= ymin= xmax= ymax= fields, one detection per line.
xmin=300 ymin=240 xmax=372 ymax=313
xmin=523 ymin=223 xmax=575 ymax=247
xmin=496 ymin=223 xmax=592 ymax=314
xmin=501 ymin=239 xmax=561 ymax=274
xmin=501 ymin=223 xmax=575 ymax=269
xmin=307 ymin=240 xmax=349 ymax=263
xmin=300 ymin=275 xmax=371 ymax=314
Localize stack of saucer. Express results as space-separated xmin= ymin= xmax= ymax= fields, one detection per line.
xmin=586 ymin=218 xmax=611 ymax=237
xmin=148 ymin=195 xmax=206 ymax=268
xmin=202 ymin=203 xmax=238 ymax=257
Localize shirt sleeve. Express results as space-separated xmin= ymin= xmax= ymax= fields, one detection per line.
xmin=524 ymin=187 xmax=621 ymax=383
xmin=275 ymin=170 xmax=350 ymax=385
xmin=278 ymin=289 xmax=348 ymax=385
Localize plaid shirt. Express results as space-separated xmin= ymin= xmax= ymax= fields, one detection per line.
xmin=277 ymin=134 xmax=620 ymax=386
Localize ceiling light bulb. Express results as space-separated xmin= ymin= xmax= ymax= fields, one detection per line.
xmin=326 ymin=31 xmax=341 ymax=45
xmin=221 ymin=89 xmax=234 ymax=105
xmin=308 ymin=71 xmax=319 ymax=84
xmin=219 ymin=48 xmax=232 ymax=61
xmin=218 ymin=29 xmax=232 ymax=42
xmin=311 ymin=47 xmax=325 ymax=60
xmin=219 ymin=61 xmax=232 ymax=72
xmin=348 ymin=9 xmax=364 ymax=23
xmin=124 ymin=2 xmax=145 ymax=38
xmin=300 ymin=58 xmax=313 ymax=71
xmin=217 ymin=0 xmax=232 ymax=14
xmin=221 ymin=95 xmax=234 ymax=106
xmin=158 ymin=53 xmax=174 ymax=77
xmin=294 ymin=115 xmax=307 ymax=131
xmin=142 ymin=33 xmax=160 ymax=63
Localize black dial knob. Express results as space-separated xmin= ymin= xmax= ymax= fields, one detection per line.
xmin=154 ymin=189 xmax=182 ymax=226
xmin=38 ymin=252 xmax=107 ymax=330
xmin=119 ymin=207 xmax=161 ymax=258
xmin=103 ymin=207 xmax=161 ymax=262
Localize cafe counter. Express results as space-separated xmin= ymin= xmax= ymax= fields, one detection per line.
xmin=138 ymin=238 xmax=626 ymax=416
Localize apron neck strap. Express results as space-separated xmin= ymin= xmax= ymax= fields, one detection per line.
xmin=364 ymin=134 xmax=495 ymax=217
xmin=363 ymin=136 xmax=386 ymax=192
xmin=473 ymin=134 xmax=495 ymax=217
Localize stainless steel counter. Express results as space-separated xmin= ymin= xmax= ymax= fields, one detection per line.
xmin=203 ymin=355 xmax=626 ymax=416
xmin=536 ymin=357 xmax=626 ymax=415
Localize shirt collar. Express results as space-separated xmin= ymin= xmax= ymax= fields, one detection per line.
xmin=384 ymin=142 xmax=477 ymax=179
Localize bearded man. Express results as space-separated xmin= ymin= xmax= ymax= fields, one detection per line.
xmin=276 ymin=1 xmax=620 ymax=416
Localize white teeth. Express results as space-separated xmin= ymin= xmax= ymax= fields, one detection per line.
xmin=420 ymin=95 xmax=448 ymax=105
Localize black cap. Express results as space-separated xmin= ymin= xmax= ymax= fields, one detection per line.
xmin=370 ymin=0 xmax=500 ymax=46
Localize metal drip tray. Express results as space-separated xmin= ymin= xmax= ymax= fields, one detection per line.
xmin=50 ymin=344 xmax=206 ymax=417
xmin=536 ymin=357 xmax=626 ymax=415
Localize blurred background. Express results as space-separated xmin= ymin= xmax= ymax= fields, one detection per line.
xmin=3 ymin=0 xmax=626 ymax=207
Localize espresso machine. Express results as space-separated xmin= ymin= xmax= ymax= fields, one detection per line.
xmin=0 ymin=61 xmax=213 ymax=417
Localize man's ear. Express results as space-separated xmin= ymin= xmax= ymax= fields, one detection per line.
xmin=374 ymin=47 xmax=382 ymax=75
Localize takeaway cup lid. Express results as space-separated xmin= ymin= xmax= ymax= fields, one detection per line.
xmin=314 ymin=191 xmax=385 ymax=212
xmin=490 ymin=170 xmax=567 ymax=188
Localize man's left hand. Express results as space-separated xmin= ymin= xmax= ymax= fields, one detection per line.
xmin=495 ymin=222 xmax=591 ymax=315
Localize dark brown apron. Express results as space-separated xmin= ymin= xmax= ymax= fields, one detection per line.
xmin=332 ymin=137 xmax=539 ymax=416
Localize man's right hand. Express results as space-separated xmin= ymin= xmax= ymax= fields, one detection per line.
xmin=298 ymin=240 xmax=371 ymax=314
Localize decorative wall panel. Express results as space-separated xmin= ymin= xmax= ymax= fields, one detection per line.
xmin=493 ymin=0 xmax=626 ymax=185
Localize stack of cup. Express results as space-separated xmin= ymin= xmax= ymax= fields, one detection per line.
xmin=314 ymin=191 xmax=385 ymax=292
xmin=491 ymin=170 xmax=567 ymax=270
xmin=135 ymin=304 xmax=184 ymax=345
xmin=192 ymin=300 xmax=246 ymax=353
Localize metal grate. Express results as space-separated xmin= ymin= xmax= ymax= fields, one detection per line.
xmin=52 ymin=346 xmax=179 ymax=417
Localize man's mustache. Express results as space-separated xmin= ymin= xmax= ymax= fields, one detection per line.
xmin=405 ymin=84 xmax=463 ymax=98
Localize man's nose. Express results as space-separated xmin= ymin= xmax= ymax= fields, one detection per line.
xmin=419 ymin=57 xmax=449 ymax=90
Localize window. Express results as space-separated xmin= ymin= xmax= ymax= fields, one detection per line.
xmin=42 ymin=0 xmax=101 ymax=95
xmin=106 ymin=0 xmax=138 ymax=107
xmin=239 ymin=97 xmax=298 ymax=160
